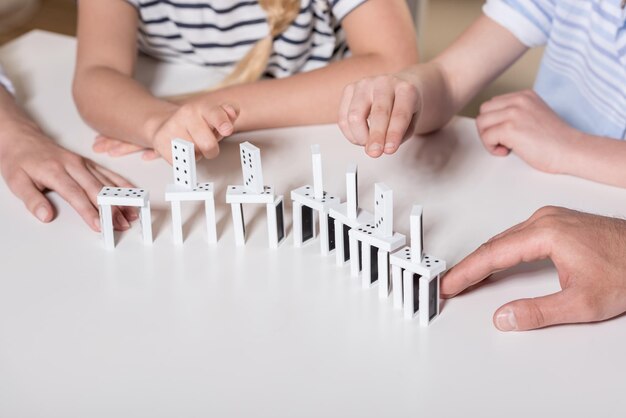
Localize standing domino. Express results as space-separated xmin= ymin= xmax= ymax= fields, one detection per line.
xmin=97 ymin=187 xmax=153 ymax=250
xmin=290 ymin=145 xmax=340 ymax=254
xmin=226 ymin=141 xmax=285 ymax=248
xmin=390 ymin=205 xmax=446 ymax=326
xmin=328 ymin=165 xmax=373 ymax=268
xmin=165 ymin=138 xmax=217 ymax=245
xmin=349 ymin=183 xmax=406 ymax=292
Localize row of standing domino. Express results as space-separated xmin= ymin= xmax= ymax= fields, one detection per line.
xmin=96 ymin=139 xmax=446 ymax=326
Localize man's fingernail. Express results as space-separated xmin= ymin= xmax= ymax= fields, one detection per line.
xmin=35 ymin=205 xmax=49 ymax=222
xmin=116 ymin=213 xmax=130 ymax=229
xmin=93 ymin=217 xmax=101 ymax=231
xmin=384 ymin=142 xmax=396 ymax=151
xmin=368 ymin=143 xmax=382 ymax=154
xmin=495 ymin=307 xmax=517 ymax=331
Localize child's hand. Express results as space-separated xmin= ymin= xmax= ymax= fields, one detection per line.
xmin=151 ymin=102 xmax=240 ymax=164
xmin=0 ymin=124 xmax=137 ymax=232
xmin=442 ymin=206 xmax=626 ymax=331
xmin=93 ymin=135 xmax=160 ymax=161
xmin=338 ymin=74 xmax=420 ymax=158
xmin=476 ymin=90 xmax=575 ymax=173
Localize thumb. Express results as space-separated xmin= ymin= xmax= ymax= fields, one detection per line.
xmin=222 ymin=102 xmax=240 ymax=122
xmin=493 ymin=289 xmax=578 ymax=331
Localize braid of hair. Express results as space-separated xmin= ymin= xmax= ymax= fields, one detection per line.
xmin=217 ymin=0 xmax=300 ymax=88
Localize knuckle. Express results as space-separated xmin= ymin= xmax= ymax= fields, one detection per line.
xmin=395 ymin=81 xmax=418 ymax=97
xmin=526 ymin=300 xmax=547 ymax=328
xmin=348 ymin=111 xmax=363 ymax=123
xmin=370 ymin=104 xmax=391 ymax=119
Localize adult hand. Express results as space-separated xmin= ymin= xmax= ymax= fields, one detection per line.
xmin=441 ymin=206 xmax=626 ymax=331
xmin=338 ymin=73 xmax=420 ymax=158
xmin=476 ymin=90 xmax=577 ymax=174
xmin=0 ymin=122 xmax=137 ymax=232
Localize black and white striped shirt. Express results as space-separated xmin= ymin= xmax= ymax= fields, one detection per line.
xmin=126 ymin=0 xmax=368 ymax=78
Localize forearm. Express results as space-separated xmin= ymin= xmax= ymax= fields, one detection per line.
xmin=561 ymin=132 xmax=626 ymax=188
xmin=203 ymin=53 xmax=414 ymax=132
xmin=73 ymin=67 xmax=177 ymax=147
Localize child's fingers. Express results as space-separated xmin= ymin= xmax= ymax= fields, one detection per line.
xmin=347 ymin=82 xmax=373 ymax=146
xmin=6 ymin=170 xmax=55 ymax=224
xmin=221 ymin=103 xmax=240 ymax=122
xmin=479 ymin=122 xmax=514 ymax=156
xmin=141 ymin=150 xmax=161 ymax=160
xmin=384 ymin=84 xmax=419 ymax=154
xmin=479 ymin=91 xmax=527 ymax=114
xmin=338 ymin=84 xmax=357 ymax=144
xmin=366 ymin=81 xmax=395 ymax=158
xmin=187 ymin=119 xmax=219 ymax=159
xmin=204 ymin=105 xmax=235 ymax=139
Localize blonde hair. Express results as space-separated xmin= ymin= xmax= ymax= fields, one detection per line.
xmin=169 ymin=0 xmax=301 ymax=101
xmin=219 ymin=0 xmax=301 ymax=88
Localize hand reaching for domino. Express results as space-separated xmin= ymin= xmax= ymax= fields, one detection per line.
xmin=441 ymin=206 xmax=626 ymax=331
xmin=152 ymin=102 xmax=240 ymax=164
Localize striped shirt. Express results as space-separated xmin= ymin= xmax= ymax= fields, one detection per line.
xmin=0 ymin=64 xmax=15 ymax=95
xmin=125 ymin=0 xmax=368 ymax=78
xmin=484 ymin=0 xmax=626 ymax=140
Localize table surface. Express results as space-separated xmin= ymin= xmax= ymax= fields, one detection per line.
xmin=1 ymin=31 xmax=626 ymax=418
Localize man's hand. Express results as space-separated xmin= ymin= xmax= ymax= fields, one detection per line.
xmin=442 ymin=206 xmax=626 ymax=331
xmin=476 ymin=90 xmax=577 ymax=174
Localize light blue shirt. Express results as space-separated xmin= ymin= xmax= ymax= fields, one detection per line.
xmin=484 ymin=0 xmax=626 ymax=139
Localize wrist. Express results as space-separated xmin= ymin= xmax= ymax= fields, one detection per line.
xmin=142 ymin=104 xmax=177 ymax=147
xmin=557 ymin=128 xmax=588 ymax=176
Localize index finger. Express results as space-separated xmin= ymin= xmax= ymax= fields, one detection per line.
xmin=441 ymin=224 xmax=553 ymax=298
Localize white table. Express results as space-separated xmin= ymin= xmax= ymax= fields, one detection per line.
xmin=1 ymin=31 xmax=625 ymax=418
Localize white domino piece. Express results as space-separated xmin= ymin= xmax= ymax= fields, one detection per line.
xmin=311 ymin=145 xmax=324 ymax=200
xmin=378 ymin=249 xmax=390 ymax=298
xmin=361 ymin=242 xmax=372 ymax=288
xmin=374 ymin=183 xmax=393 ymax=238
xmin=349 ymin=233 xmax=360 ymax=278
xmin=230 ymin=203 xmax=245 ymax=247
xmin=97 ymin=187 xmax=152 ymax=250
xmin=227 ymin=141 xmax=282 ymax=248
xmin=292 ymin=200 xmax=303 ymax=247
xmin=170 ymin=201 xmax=183 ymax=245
xmin=266 ymin=196 xmax=286 ymax=249
xmin=420 ymin=274 xmax=441 ymax=326
xmin=391 ymin=264 xmax=403 ymax=309
xmin=403 ymin=269 xmax=417 ymax=319
xmin=346 ymin=164 xmax=358 ymax=221
xmin=319 ymin=210 xmax=330 ymax=255
xmin=171 ymin=138 xmax=197 ymax=189
xmin=240 ymin=142 xmax=264 ymax=194
xmin=410 ymin=205 xmax=424 ymax=262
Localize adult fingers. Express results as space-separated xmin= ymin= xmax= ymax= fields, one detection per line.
xmin=385 ymin=82 xmax=419 ymax=155
xmin=347 ymin=81 xmax=373 ymax=147
xmin=338 ymin=83 xmax=357 ymax=144
xmin=44 ymin=169 xmax=102 ymax=232
xmin=441 ymin=225 xmax=553 ymax=298
xmin=493 ymin=288 xmax=588 ymax=331
xmin=86 ymin=163 xmax=138 ymax=222
xmin=366 ymin=79 xmax=395 ymax=158
xmin=6 ymin=170 xmax=55 ymax=223
xmin=141 ymin=150 xmax=161 ymax=160
xmin=66 ymin=161 xmax=131 ymax=231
